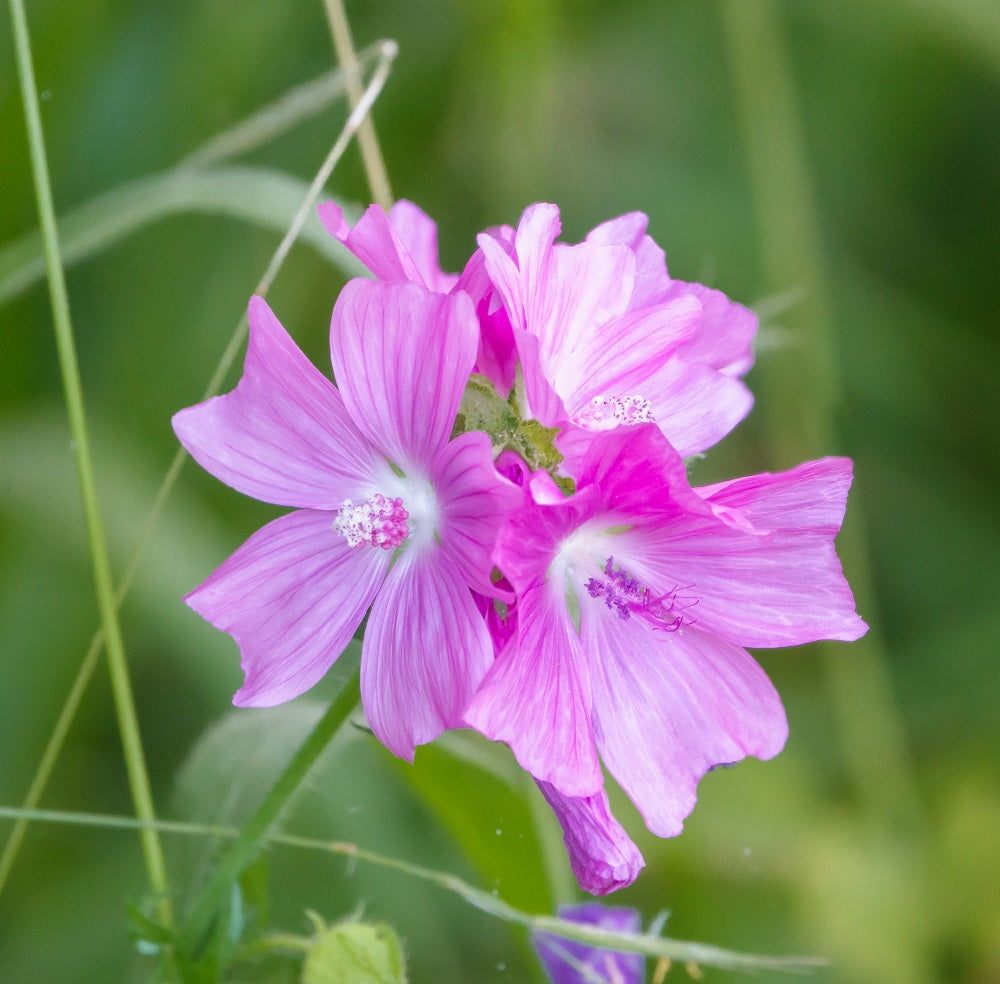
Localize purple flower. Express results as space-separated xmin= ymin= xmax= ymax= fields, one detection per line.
xmin=533 ymin=903 xmax=644 ymax=984
xmin=465 ymin=424 xmax=866 ymax=886
xmin=477 ymin=203 xmax=757 ymax=459
xmin=172 ymin=280 xmax=519 ymax=760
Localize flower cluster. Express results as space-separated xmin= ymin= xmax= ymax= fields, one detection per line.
xmin=173 ymin=200 xmax=866 ymax=894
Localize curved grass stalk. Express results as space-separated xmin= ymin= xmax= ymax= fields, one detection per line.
xmin=7 ymin=0 xmax=174 ymax=937
xmin=0 ymin=166 xmax=366 ymax=305
xmin=0 ymin=43 xmax=394 ymax=306
xmin=0 ymin=36 xmax=398 ymax=904
xmin=0 ymin=803 xmax=828 ymax=975
xmin=323 ymin=0 xmax=393 ymax=210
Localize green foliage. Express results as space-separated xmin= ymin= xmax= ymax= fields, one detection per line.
xmin=302 ymin=919 xmax=407 ymax=984
xmin=1 ymin=1 xmax=998 ymax=982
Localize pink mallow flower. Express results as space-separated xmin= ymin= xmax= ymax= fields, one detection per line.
xmin=477 ymin=203 xmax=757 ymax=459
xmin=465 ymin=425 xmax=867 ymax=890
xmin=172 ymin=280 xmax=518 ymax=760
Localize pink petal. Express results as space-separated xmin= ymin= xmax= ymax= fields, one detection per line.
xmin=566 ymin=295 xmax=702 ymax=413
xmin=456 ymin=246 xmax=518 ymax=397
xmin=617 ymin=458 xmax=868 ymax=647
xmin=329 ymin=279 xmax=478 ymax=471
xmin=585 ymin=210 xmax=672 ymax=311
xmin=585 ymin=612 xmax=788 ymax=837
xmin=173 ymin=296 xmax=380 ymax=509
xmin=540 ymin=241 xmax=634 ymax=369
xmin=387 ymin=199 xmax=459 ymax=293
xmin=536 ymin=780 xmax=645 ymax=895
xmin=697 ymin=456 xmax=854 ymax=533
xmin=433 ymin=431 xmax=522 ymax=598
xmin=318 ymin=201 xmax=430 ymax=287
xmin=361 ymin=546 xmax=494 ymax=761
xmin=664 ymin=280 xmax=757 ymax=377
xmin=642 ymin=356 xmax=754 ymax=458
xmin=464 ymin=582 xmax=602 ymax=797
xmin=185 ymin=509 xmax=391 ymax=706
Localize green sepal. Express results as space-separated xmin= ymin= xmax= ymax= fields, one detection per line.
xmin=453 ymin=374 xmax=576 ymax=495
xmin=452 ymin=373 xmax=520 ymax=448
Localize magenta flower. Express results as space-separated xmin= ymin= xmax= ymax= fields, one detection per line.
xmin=477 ymin=203 xmax=757 ymax=459
xmin=465 ymin=424 xmax=866 ymax=881
xmin=172 ymin=280 xmax=518 ymax=759
xmin=533 ymin=903 xmax=644 ymax=984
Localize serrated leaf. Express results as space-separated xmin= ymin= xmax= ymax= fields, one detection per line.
xmin=302 ymin=922 xmax=407 ymax=984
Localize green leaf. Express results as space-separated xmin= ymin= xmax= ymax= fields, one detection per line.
xmin=302 ymin=921 xmax=407 ymax=984
xmin=126 ymin=901 xmax=173 ymax=954
xmin=0 ymin=166 xmax=367 ymax=305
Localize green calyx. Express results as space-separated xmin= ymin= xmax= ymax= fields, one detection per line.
xmin=452 ymin=373 xmax=575 ymax=496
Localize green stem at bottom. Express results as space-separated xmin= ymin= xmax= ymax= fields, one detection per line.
xmin=176 ymin=669 xmax=362 ymax=960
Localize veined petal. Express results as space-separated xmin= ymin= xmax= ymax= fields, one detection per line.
xmin=541 ymin=241 xmax=635 ymax=368
xmin=642 ymin=356 xmax=754 ymax=458
xmin=173 ymin=297 xmax=381 ymax=508
xmin=536 ymin=782 xmax=645 ymax=896
xmin=618 ymin=458 xmax=868 ymax=646
xmin=317 ymin=200 xmax=457 ymax=290
xmin=464 ymin=582 xmax=601 ymax=797
xmin=566 ymin=295 xmax=702 ymax=412
xmin=329 ymin=279 xmax=478 ymax=470
xmin=387 ymin=199 xmax=459 ymax=293
xmin=664 ymin=280 xmax=757 ymax=377
xmin=362 ymin=546 xmax=493 ymax=761
xmin=185 ymin=509 xmax=390 ymax=706
xmin=585 ymin=612 xmax=788 ymax=837
xmin=697 ymin=456 xmax=855 ymax=533
xmin=433 ymin=431 xmax=522 ymax=598
xmin=534 ymin=900 xmax=644 ymax=984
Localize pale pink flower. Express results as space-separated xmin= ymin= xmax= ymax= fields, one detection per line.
xmin=173 ymin=280 xmax=518 ymax=760
xmin=466 ymin=424 xmax=866 ymax=874
xmin=477 ymin=203 xmax=757 ymax=459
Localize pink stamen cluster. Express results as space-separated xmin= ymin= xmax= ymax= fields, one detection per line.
xmin=333 ymin=493 xmax=410 ymax=549
xmin=585 ymin=557 xmax=692 ymax=632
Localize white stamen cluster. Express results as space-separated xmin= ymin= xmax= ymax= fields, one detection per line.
xmin=578 ymin=394 xmax=655 ymax=430
xmin=333 ymin=493 xmax=410 ymax=549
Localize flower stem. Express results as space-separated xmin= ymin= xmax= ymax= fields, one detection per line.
xmin=176 ymin=669 xmax=362 ymax=959
xmin=7 ymin=0 xmax=175 ymax=936
xmin=323 ymin=0 xmax=394 ymax=210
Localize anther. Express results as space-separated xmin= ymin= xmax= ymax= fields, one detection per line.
xmin=576 ymin=395 xmax=655 ymax=430
xmin=585 ymin=557 xmax=695 ymax=631
xmin=333 ymin=493 xmax=410 ymax=549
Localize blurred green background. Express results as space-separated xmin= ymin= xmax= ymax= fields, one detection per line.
xmin=2 ymin=1 xmax=998 ymax=981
